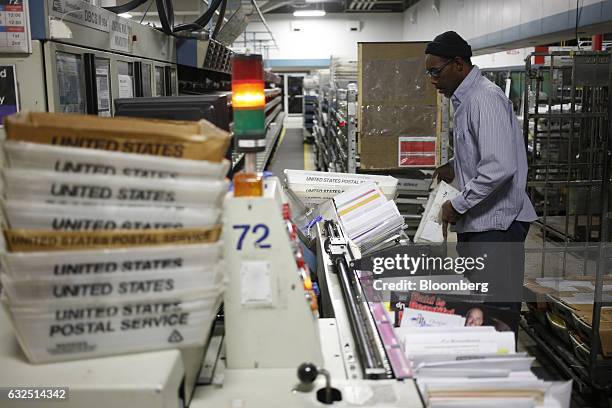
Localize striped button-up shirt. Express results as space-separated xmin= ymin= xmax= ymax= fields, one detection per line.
xmin=449 ymin=66 xmax=537 ymax=233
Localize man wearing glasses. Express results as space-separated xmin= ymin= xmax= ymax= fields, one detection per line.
xmin=426 ymin=31 xmax=537 ymax=318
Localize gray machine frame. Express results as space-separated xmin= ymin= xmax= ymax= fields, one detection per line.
xmin=0 ymin=0 xmax=178 ymax=132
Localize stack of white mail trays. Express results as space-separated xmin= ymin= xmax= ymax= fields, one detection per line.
xmin=284 ymin=169 xmax=398 ymax=206
xmin=0 ymin=112 xmax=231 ymax=363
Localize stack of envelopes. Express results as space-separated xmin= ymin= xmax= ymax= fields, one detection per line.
xmin=0 ymin=112 xmax=231 ymax=363
xmin=333 ymin=182 xmax=404 ymax=251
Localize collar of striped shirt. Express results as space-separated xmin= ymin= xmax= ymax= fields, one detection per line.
xmin=450 ymin=65 xmax=481 ymax=109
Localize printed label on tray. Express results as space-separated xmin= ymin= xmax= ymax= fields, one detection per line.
xmin=51 ymin=161 xmax=178 ymax=178
xmin=6 ymin=113 xmax=231 ymax=162
xmin=48 ymin=300 xmax=188 ymax=339
xmin=4 ymin=227 xmax=221 ymax=252
xmin=49 ymin=219 xmax=183 ymax=231
xmin=53 ymin=257 xmax=183 ymax=275
xmin=52 ymin=136 xmax=185 ymax=156
xmin=53 ymin=160 xmax=179 ymax=178
xmin=49 ymin=183 xmax=177 ymax=202
xmin=4 ymin=141 xmax=228 ymax=179
xmin=51 ymin=279 xmax=176 ymax=298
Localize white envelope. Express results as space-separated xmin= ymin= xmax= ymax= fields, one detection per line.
xmin=400 ymin=308 xmax=466 ymax=328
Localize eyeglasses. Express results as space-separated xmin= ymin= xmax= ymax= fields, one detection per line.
xmin=425 ymin=59 xmax=453 ymax=78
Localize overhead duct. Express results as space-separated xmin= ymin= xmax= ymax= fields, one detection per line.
xmin=216 ymin=2 xmax=254 ymax=46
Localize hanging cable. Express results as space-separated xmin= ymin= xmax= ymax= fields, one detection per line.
xmin=211 ymin=0 xmax=227 ymax=39
xmin=155 ymin=0 xmax=174 ymax=35
xmin=111 ymin=0 xmax=225 ymax=36
xmin=192 ymin=0 xmax=224 ymax=26
xmin=139 ymin=0 xmax=154 ymax=24
xmin=172 ymin=0 xmax=224 ymax=33
xmin=104 ymin=0 xmax=149 ymax=14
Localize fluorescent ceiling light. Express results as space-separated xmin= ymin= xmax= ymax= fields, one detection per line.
xmin=305 ymin=0 xmax=324 ymax=3
xmin=293 ymin=10 xmax=326 ymax=17
xmin=118 ymin=13 xmax=133 ymax=19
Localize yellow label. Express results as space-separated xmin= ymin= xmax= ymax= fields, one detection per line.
xmin=338 ymin=193 xmax=381 ymax=217
xmin=4 ymin=227 xmax=221 ymax=252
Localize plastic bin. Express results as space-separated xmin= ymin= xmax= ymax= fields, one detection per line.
xmin=4 ymin=141 xmax=230 ymax=180
xmin=2 ymin=288 xmax=222 ymax=363
xmin=1 ymin=242 xmax=223 ymax=279
xmin=1 ymin=265 xmax=225 ymax=305
xmin=4 ymin=200 xmax=221 ymax=231
xmin=2 ymin=169 xmax=229 ymax=208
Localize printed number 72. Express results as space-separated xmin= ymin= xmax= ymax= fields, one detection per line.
xmin=233 ymin=224 xmax=271 ymax=250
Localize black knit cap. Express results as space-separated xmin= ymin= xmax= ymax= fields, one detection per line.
xmin=425 ymin=31 xmax=472 ymax=59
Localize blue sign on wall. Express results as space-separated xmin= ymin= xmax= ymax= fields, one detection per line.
xmin=0 ymin=65 xmax=18 ymax=124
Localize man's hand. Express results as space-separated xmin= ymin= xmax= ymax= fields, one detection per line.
xmin=432 ymin=162 xmax=455 ymax=184
xmin=441 ymin=200 xmax=461 ymax=240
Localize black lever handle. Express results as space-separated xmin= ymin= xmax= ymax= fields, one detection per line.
xmin=296 ymin=363 xmax=341 ymax=405
xmin=297 ymin=362 xmax=318 ymax=384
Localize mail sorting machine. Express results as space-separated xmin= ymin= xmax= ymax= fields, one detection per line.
xmin=188 ymin=177 xmax=424 ymax=407
xmin=315 ymin=219 xmax=412 ymax=382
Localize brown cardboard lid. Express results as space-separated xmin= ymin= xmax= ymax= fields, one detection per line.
xmin=4 ymin=112 xmax=229 ymax=143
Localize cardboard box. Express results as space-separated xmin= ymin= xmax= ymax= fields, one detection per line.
xmin=568 ymin=303 xmax=612 ymax=357
xmin=4 ymin=112 xmax=231 ymax=162
xmin=358 ymin=42 xmax=438 ymax=170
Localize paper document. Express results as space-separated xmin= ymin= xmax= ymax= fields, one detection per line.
xmin=428 ymin=398 xmax=536 ymax=408
xmin=333 ymin=182 xmax=404 ymax=249
xmin=403 ymin=330 xmax=515 ymax=357
xmin=416 ymin=368 xmax=512 ymax=378
xmin=417 ymin=357 xmax=535 ymax=372
xmin=118 ymin=74 xmax=134 ymax=98
xmin=284 ymin=169 xmax=398 ymax=205
xmin=414 ymin=181 xmax=460 ymax=243
xmin=334 ymin=182 xmax=387 ymax=218
xmin=409 ymin=352 xmax=529 ymax=369
xmin=400 ymin=308 xmax=466 ymax=328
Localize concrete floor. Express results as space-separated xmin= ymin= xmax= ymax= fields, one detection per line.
xmin=268 ymin=115 xmax=315 ymax=177
xmin=524 ymin=222 xmax=604 ymax=280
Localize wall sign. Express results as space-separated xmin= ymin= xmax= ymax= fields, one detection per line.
xmin=110 ymin=18 xmax=130 ymax=53
xmin=0 ymin=0 xmax=31 ymax=53
xmin=117 ymin=74 xmax=133 ymax=98
xmin=398 ymin=136 xmax=437 ymax=167
xmin=0 ymin=65 xmax=19 ymax=125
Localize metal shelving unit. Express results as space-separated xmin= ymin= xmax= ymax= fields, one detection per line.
xmin=521 ymin=50 xmax=612 ymax=403
xmin=313 ymin=85 xmax=357 ymax=173
xmin=303 ymin=95 xmax=317 ymax=143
